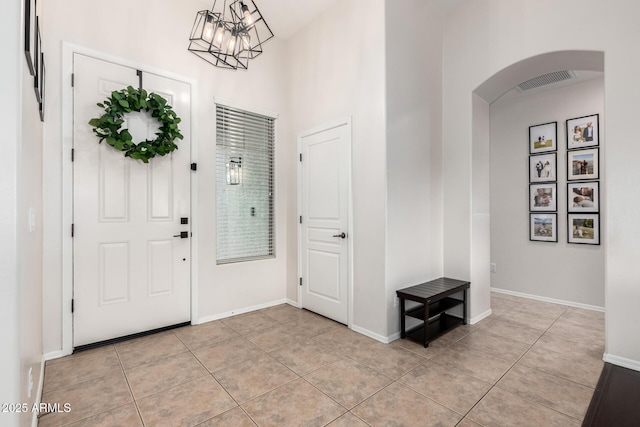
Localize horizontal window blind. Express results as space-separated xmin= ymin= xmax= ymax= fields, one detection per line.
xmin=216 ymin=103 xmax=275 ymax=264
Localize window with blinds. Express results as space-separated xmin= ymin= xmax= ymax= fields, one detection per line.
xmin=216 ymin=103 xmax=275 ymax=264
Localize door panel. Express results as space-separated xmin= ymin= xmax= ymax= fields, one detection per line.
xmin=300 ymin=123 xmax=350 ymax=324
xmin=308 ymin=250 xmax=341 ymax=301
xmin=99 ymin=242 xmax=129 ymax=305
xmin=73 ymin=54 xmax=191 ymax=346
xmin=99 ymin=152 xmax=130 ymax=221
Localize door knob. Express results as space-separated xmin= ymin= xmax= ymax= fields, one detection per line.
xmin=332 ymin=232 xmax=346 ymax=239
xmin=173 ymin=231 xmax=189 ymax=238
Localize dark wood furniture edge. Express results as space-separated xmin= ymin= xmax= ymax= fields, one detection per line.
xmin=582 ymin=362 xmax=611 ymax=426
xmin=582 ymin=362 xmax=640 ymax=426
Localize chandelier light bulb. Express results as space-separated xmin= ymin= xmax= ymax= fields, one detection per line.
xmin=228 ymin=34 xmax=237 ymax=51
xmin=241 ymin=2 xmax=253 ymax=25
xmin=215 ymin=25 xmax=225 ymax=44
xmin=203 ymin=19 xmax=214 ymax=42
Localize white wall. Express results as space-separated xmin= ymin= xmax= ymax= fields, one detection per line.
xmin=442 ymin=0 xmax=640 ymax=369
xmin=385 ymin=0 xmax=444 ymax=336
xmin=0 ymin=1 xmax=22 ymax=425
xmin=19 ymin=56 xmax=45 ymax=427
xmin=42 ymin=0 xmax=291 ymax=353
xmin=286 ymin=0 xmax=388 ymax=337
xmin=471 ymin=93 xmax=491 ymax=322
xmin=1 ymin=1 xmax=44 ymax=426
xmin=490 ymin=78 xmax=605 ymax=307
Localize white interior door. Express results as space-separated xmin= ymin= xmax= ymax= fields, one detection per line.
xmin=73 ymin=54 xmax=191 ymax=346
xmin=299 ymin=122 xmax=350 ymax=324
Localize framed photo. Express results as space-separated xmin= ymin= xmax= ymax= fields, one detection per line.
xmin=568 ymin=213 xmax=600 ymax=245
xmin=567 ymin=182 xmax=599 ymax=213
xmin=34 ymin=17 xmax=42 ymax=103
xmin=529 ymin=122 xmax=557 ymax=153
xmin=24 ymin=0 xmax=37 ymax=75
xmin=568 ymin=148 xmax=599 ymax=181
xmin=530 ymin=213 xmax=557 ymax=242
xmin=39 ymin=52 xmax=45 ymax=122
xmin=529 ymin=153 xmax=556 ymax=183
xmin=530 ymin=183 xmax=557 ymax=212
xmin=567 ymin=114 xmax=599 ymax=149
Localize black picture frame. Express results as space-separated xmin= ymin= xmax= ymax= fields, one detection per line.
xmin=567 ymin=148 xmax=599 ymax=181
xmin=529 ymin=152 xmax=557 ymax=183
xmin=530 ymin=213 xmax=558 ymax=242
xmin=39 ymin=52 xmax=45 ymax=122
xmin=529 ymin=121 xmax=557 ymax=154
xmin=567 ymin=181 xmax=599 ymax=213
xmin=24 ymin=0 xmax=37 ymax=76
xmin=568 ymin=213 xmax=600 ymax=245
xmin=529 ymin=183 xmax=557 ymax=212
xmin=567 ymin=114 xmax=599 ymax=150
xmin=34 ymin=17 xmax=42 ymax=103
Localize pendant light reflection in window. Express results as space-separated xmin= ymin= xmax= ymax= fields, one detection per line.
xmin=226 ymin=156 xmax=242 ymax=185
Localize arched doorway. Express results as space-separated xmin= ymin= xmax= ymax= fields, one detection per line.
xmin=469 ymin=50 xmax=605 ymax=321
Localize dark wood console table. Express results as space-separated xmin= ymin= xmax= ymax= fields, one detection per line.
xmin=396 ymin=277 xmax=470 ymax=347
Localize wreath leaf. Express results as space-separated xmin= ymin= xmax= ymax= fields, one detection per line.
xmin=88 ymin=86 xmax=183 ymax=163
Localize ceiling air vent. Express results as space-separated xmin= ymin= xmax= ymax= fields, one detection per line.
xmin=517 ymin=70 xmax=575 ymax=91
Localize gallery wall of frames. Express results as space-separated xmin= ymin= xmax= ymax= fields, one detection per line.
xmin=528 ymin=114 xmax=600 ymax=245
xmin=24 ymin=0 xmax=45 ymax=121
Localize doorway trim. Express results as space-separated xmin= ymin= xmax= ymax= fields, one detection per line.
xmin=297 ymin=117 xmax=354 ymax=328
xmin=61 ymin=43 xmax=199 ymax=355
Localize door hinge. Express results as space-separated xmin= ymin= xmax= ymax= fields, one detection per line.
xmin=71 ymin=148 xmax=75 ymax=162
xmin=190 ymin=163 xmax=197 ymax=171
xmin=71 ymin=73 xmax=74 ymax=87
xmin=136 ymin=69 xmax=143 ymax=90
xmin=71 ymin=224 xmax=74 ymax=237
xmin=299 ymin=153 xmax=302 ymax=162
xmin=299 ymin=277 xmax=303 ymax=286
xmin=299 ymin=216 xmax=302 ymax=224
xmin=71 ymin=299 xmax=74 ymax=313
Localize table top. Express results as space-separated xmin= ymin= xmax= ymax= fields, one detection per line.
xmin=396 ymin=277 xmax=470 ymax=302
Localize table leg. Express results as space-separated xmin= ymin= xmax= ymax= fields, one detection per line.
xmin=400 ymin=298 xmax=406 ymax=339
xmin=423 ymin=303 xmax=430 ymax=348
xmin=463 ymin=288 xmax=468 ymax=325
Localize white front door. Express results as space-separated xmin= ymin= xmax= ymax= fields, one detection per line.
xmin=299 ymin=122 xmax=350 ymax=324
xmin=73 ymin=54 xmax=191 ymax=346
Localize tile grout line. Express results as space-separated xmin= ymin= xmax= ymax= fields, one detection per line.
xmin=114 ymin=342 xmax=147 ymax=427
xmin=495 ymin=309 xmax=599 ymax=422
xmin=460 ymin=304 xmax=597 ymax=424
xmin=186 ymin=318 xmax=292 ymax=426
xmin=202 ymin=314 xmax=309 ymax=425
xmin=460 ymin=305 xmax=567 ymax=418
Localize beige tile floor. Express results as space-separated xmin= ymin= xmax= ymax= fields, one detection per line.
xmin=38 ymin=292 xmax=605 ymax=426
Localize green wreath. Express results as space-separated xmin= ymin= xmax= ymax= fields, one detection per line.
xmin=88 ymin=86 xmax=183 ymax=163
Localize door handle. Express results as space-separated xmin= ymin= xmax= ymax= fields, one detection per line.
xmin=173 ymin=231 xmax=189 ymax=239
xmin=332 ymin=232 xmax=347 ymax=239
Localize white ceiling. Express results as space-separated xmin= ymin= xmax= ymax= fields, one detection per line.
xmin=256 ymin=0 xmax=341 ymax=39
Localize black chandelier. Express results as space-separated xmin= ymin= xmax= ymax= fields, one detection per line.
xmin=188 ymin=0 xmax=274 ymax=70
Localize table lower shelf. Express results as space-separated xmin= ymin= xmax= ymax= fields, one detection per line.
xmin=403 ymin=313 xmax=464 ymax=346
xmin=404 ymin=297 xmax=464 ymax=320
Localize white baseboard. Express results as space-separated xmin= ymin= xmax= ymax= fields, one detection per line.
xmin=31 ymin=355 xmax=45 ymax=427
xmin=491 ymin=287 xmax=605 ymax=312
xmin=603 ymin=353 xmax=640 ymax=372
xmin=43 ymin=350 xmax=66 ymax=361
xmin=470 ymin=309 xmax=492 ymax=324
xmin=387 ymin=331 xmax=401 ymax=342
xmin=194 ymin=299 xmax=288 ymax=325
xmin=286 ymin=299 xmax=299 ymax=308
xmin=350 ymin=324 xmax=392 ymax=344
